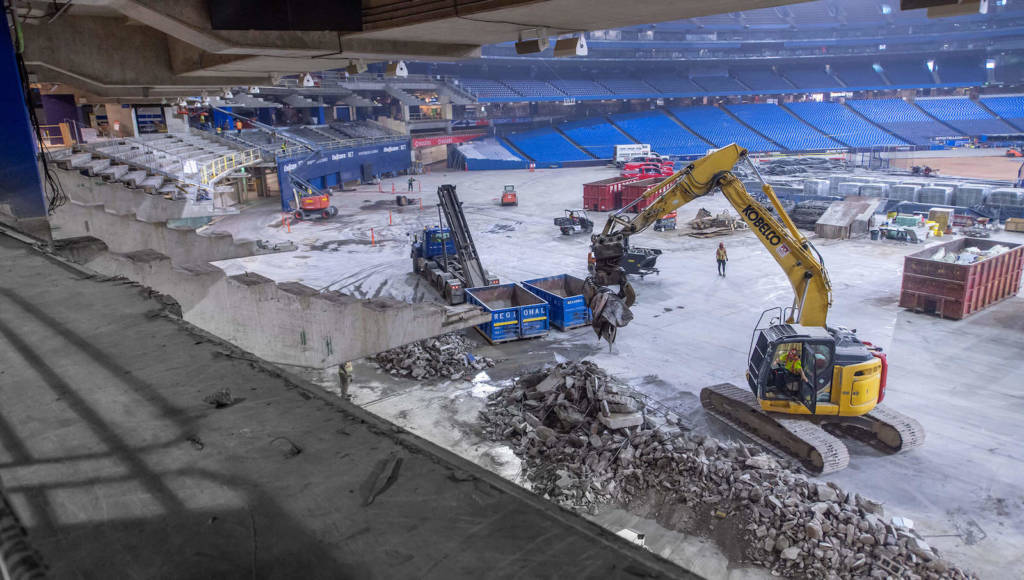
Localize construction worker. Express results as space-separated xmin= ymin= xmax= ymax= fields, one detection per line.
xmin=235 ymin=119 xmax=243 ymax=135
xmin=407 ymin=176 xmax=416 ymax=192
xmin=281 ymin=142 xmax=287 ymax=154
xmin=781 ymin=345 xmax=807 ymax=394
xmin=716 ymin=242 xmax=728 ymax=277
xmin=338 ymin=361 xmax=354 ymax=400
xmin=216 ymin=124 xmax=222 ymax=135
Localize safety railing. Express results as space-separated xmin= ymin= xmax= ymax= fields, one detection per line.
xmin=199 ymin=148 xmax=261 ymax=186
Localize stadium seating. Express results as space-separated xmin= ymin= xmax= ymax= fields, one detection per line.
xmin=846 ymin=99 xmax=957 ymax=145
xmin=559 ymin=119 xmax=632 ymax=158
xmin=979 ymin=96 xmax=1024 ymax=131
xmin=915 ymin=98 xmax=1017 ymax=135
xmin=504 ymin=80 xmax=564 ymax=98
xmin=643 ymin=76 xmax=703 ymax=96
xmin=880 ymin=61 xmax=934 ymax=87
xmin=550 ymin=80 xmax=612 ymax=97
xmin=457 ymin=78 xmax=519 ymax=99
xmin=609 ymin=111 xmax=709 ymax=156
xmin=785 ymin=102 xmax=907 ymax=148
xmin=936 ymin=58 xmax=986 ymax=85
xmin=724 ymin=104 xmax=842 ymax=151
xmin=782 ymin=66 xmax=842 ymax=90
xmin=733 ymin=69 xmax=793 ymax=92
xmin=505 ymin=128 xmax=593 ymax=163
xmin=600 ymin=79 xmax=657 ymax=96
xmin=830 ymin=64 xmax=887 ymax=89
xmin=691 ymin=75 xmax=747 ymax=92
xmin=670 ymin=106 xmax=776 ymax=152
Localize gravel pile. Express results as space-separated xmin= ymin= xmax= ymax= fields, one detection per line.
xmin=481 ymin=361 xmax=974 ymax=580
xmin=374 ymin=332 xmax=494 ymax=380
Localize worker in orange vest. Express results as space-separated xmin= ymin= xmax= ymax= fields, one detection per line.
xmin=235 ymin=119 xmax=243 ymax=135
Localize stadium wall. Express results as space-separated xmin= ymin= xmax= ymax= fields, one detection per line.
xmin=276 ymin=139 xmax=411 ymax=210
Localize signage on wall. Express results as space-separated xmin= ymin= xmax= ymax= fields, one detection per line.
xmin=411 ymin=133 xmax=486 ymax=148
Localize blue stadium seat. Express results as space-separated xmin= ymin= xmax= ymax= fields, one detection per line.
xmin=670 ymin=106 xmax=776 ymax=152
xmin=559 ymin=119 xmax=633 ymax=158
xmin=643 ymin=76 xmax=703 ymax=96
xmin=457 ymin=78 xmax=520 ymax=100
xmin=880 ymin=61 xmax=934 ymax=87
xmin=549 ymin=80 xmax=612 ymax=98
xmin=504 ymin=80 xmax=564 ymax=98
xmin=916 ymin=98 xmax=1017 ymax=135
xmin=600 ymin=79 xmax=657 ymax=97
xmin=829 ymin=65 xmax=887 ymax=90
xmin=732 ymin=69 xmax=793 ymax=92
xmin=781 ymin=67 xmax=842 ymax=90
xmin=979 ymin=96 xmax=1024 ymax=131
xmin=505 ymin=128 xmax=592 ymax=163
xmin=846 ymin=99 xmax=958 ymax=145
xmin=691 ymin=75 xmax=746 ymax=93
xmin=609 ymin=111 xmax=709 ymax=156
xmin=724 ymin=104 xmax=842 ymax=151
xmin=785 ymin=102 xmax=908 ymax=148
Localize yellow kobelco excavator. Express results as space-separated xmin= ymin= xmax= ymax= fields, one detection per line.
xmin=583 ymin=144 xmax=924 ymax=474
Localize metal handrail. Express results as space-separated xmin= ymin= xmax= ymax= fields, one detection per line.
xmin=199 ymin=148 xmax=262 ymax=186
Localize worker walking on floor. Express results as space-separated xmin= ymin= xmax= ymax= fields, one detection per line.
xmin=338 ymin=361 xmax=354 ymax=400
xmin=716 ymin=242 xmax=728 ymax=277
xmin=235 ymin=119 xmax=243 ymax=135
xmin=408 ymin=176 xmax=416 ymax=191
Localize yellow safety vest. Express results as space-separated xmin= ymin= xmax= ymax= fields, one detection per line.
xmin=716 ymin=248 xmax=727 ymax=260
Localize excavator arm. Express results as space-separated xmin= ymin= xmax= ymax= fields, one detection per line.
xmin=585 ymin=144 xmax=833 ymax=344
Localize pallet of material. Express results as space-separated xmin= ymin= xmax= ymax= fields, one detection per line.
xmin=899 ymin=238 xmax=1023 ymax=320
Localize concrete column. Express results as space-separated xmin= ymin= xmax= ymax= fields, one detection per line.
xmin=0 ymin=24 xmax=48 ymax=228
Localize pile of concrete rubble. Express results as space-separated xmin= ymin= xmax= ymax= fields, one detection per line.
xmin=481 ymin=361 xmax=973 ymax=579
xmin=374 ymin=332 xmax=494 ymax=380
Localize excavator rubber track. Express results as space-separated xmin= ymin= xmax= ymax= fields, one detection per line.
xmin=700 ymin=383 xmax=851 ymax=475
xmin=826 ymin=404 xmax=926 ymax=454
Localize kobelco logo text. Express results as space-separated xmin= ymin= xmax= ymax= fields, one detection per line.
xmin=742 ymin=205 xmax=782 ymax=246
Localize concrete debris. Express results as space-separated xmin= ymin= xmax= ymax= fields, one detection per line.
xmin=479 ymin=362 xmax=976 ymax=580
xmin=759 ymin=157 xmax=848 ymax=176
xmin=374 ymin=332 xmax=494 ymax=380
xmin=929 ymin=244 xmax=1009 ymax=265
xmin=203 ymin=387 xmax=236 ymax=408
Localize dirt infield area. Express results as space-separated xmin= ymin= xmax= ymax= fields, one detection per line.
xmin=890 ymin=154 xmax=1024 ymax=181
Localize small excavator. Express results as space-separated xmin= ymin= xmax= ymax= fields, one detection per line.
xmin=583 ymin=144 xmax=924 ymax=474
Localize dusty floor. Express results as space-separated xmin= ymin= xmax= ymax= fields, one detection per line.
xmin=210 ymin=164 xmax=1024 ymax=578
xmin=889 ymin=154 xmax=1024 ymax=181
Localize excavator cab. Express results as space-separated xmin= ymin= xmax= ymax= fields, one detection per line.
xmin=746 ymin=314 xmax=882 ymax=417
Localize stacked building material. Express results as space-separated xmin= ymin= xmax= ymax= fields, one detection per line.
xmin=791 ymin=200 xmax=834 ymax=230
xmin=989 ymin=188 xmax=1024 ymax=207
xmin=374 ymin=332 xmax=494 ymax=380
xmin=858 ymin=184 xmax=887 ymax=198
xmin=918 ymin=187 xmax=954 ymax=205
xmin=803 ymin=179 xmax=830 ymax=196
xmin=889 ymin=185 xmax=920 ymax=202
xmin=480 ymin=362 xmax=974 ymax=579
xmin=953 ymin=185 xmax=988 ymax=207
xmin=836 ymin=182 xmax=863 ymax=196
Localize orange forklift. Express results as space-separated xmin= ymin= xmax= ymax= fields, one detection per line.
xmin=500 ymin=184 xmax=518 ymax=206
xmin=290 ymin=175 xmax=338 ymax=220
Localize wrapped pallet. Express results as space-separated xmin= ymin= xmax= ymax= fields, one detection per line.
xmin=918 ymin=186 xmax=953 ymax=205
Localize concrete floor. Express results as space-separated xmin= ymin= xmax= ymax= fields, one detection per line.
xmin=207 ymin=164 xmax=1024 ymax=578
xmin=0 ymin=232 xmax=695 ymax=579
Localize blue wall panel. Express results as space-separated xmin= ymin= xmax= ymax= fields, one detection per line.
xmin=0 ymin=25 xmax=47 ymax=220
xmin=277 ymin=139 xmax=411 ymax=210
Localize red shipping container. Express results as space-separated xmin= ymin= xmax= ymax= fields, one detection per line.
xmin=899 ymin=238 xmax=1023 ymax=320
xmin=582 ymin=176 xmax=639 ymax=211
xmin=621 ymin=177 xmax=676 ymax=213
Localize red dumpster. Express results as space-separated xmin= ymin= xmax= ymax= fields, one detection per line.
xmin=582 ymin=176 xmax=639 ymax=212
xmin=899 ymin=237 xmax=1023 ymax=320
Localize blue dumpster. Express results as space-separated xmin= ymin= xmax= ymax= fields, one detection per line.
xmin=522 ymin=274 xmax=591 ymax=331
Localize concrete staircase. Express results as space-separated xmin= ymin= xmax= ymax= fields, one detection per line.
xmin=384 ymin=84 xmax=426 ymax=106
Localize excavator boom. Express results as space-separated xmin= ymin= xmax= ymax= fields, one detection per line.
xmin=586 ymin=144 xmax=832 ymax=343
